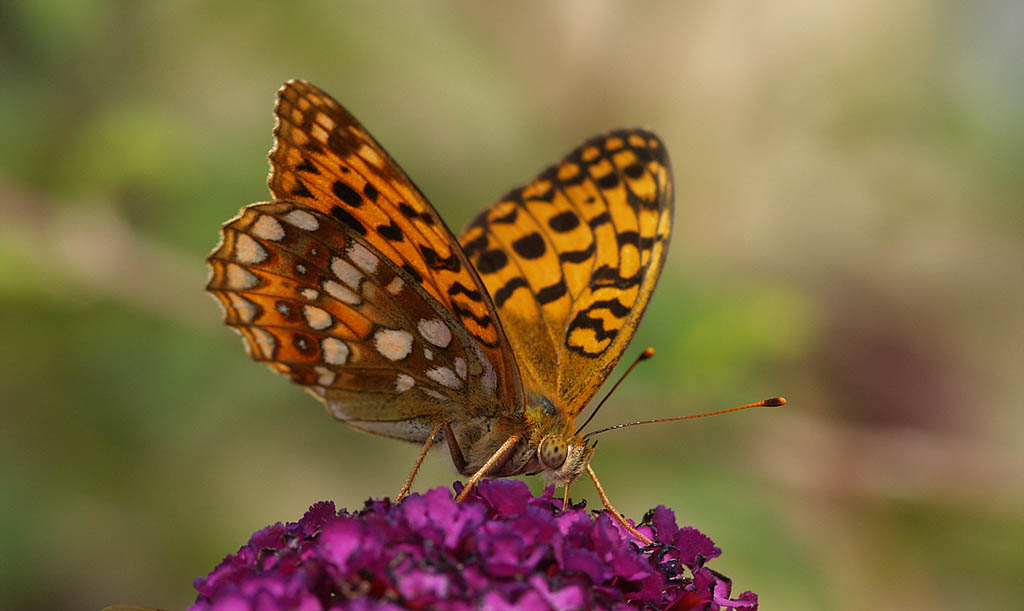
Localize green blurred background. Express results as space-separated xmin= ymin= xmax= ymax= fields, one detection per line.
xmin=2 ymin=2 xmax=1022 ymax=610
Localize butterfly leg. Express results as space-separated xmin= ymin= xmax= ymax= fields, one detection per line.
xmin=586 ymin=464 xmax=652 ymax=545
xmin=454 ymin=434 xmax=521 ymax=502
xmin=395 ymin=421 xmax=446 ymax=502
xmin=442 ymin=421 xmax=468 ymax=473
xmin=562 ymin=482 xmax=572 ymax=511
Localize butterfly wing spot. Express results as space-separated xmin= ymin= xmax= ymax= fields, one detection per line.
xmin=314 ymin=366 xmax=336 ymax=386
xmin=251 ymin=327 xmax=278 ymax=359
xmin=300 ymin=288 xmax=319 ymax=301
xmin=282 ymin=209 xmax=320 ymax=231
xmin=331 ymin=181 xmax=363 ymax=208
xmin=227 ymin=293 xmax=260 ymax=323
xmin=346 ymin=241 xmax=379 ymax=274
xmin=321 ymin=337 xmax=350 ymax=365
xmin=330 ymin=256 xmax=363 ymax=290
xmin=225 ymin=263 xmax=259 ymax=290
xmin=475 ymin=249 xmax=509 ymax=274
xmin=548 ymin=210 xmax=580 ymax=233
xmin=472 ymin=343 xmax=498 ymax=394
xmin=454 ymin=357 xmax=467 ymax=379
xmin=315 ymin=112 xmax=336 ymax=131
xmin=310 ymin=124 xmax=330 ymax=144
xmin=426 ymin=366 xmax=462 ymax=390
xmin=418 ymin=318 xmax=453 ymax=348
xmin=604 ymin=136 xmax=625 ymax=151
xmin=386 ymin=276 xmax=404 ymax=295
xmin=374 ymin=328 xmax=414 ymax=361
xmin=395 ymin=373 xmax=415 ymax=392
xmin=302 ymin=305 xmax=333 ymax=331
xmin=323 ymin=279 xmax=362 ymax=306
xmin=252 ymin=215 xmax=286 ymax=241
xmin=423 ymin=348 xmax=433 ymax=360
xmin=511 ymin=232 xmax=546 ymax=259
xmin=359 ymin=143 xmax=384 ymax=168
xmin=234 ymin=233 xmax=267 ymax=264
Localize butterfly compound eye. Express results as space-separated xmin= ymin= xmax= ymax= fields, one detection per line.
xmin=538 ymin=436 xmax=568 ymax=470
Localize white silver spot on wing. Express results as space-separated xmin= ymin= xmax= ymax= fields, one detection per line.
xmin=300 ymin=288 xmax=319 ymax=301
xmin=225 ymin=263 xmax=259 ymax=290
xmin=321 ymin=337 xmax=350 ymax=365
xmin=331 ymin=256 xmax=362 ymax=290
xmin=474 ymin=342 xmax=497 ymax=394
xmin=347 ymin=242 xmax=379 ymax=274
xmin=424 ymin=348 xmax=433 ymax=361
xmin=454 ymin=357 xmax=467 ymax=379
xmin=234 ymin=233 xmax=266 ymax=264
xmin=426 ymin=366 xmax=462 ymax=389
xmin=303 ymin=305 xmax=332 ymax=330
xmin=395 ymin=373 xmax=414 ymax=392
xmin=315 ymin=366 xmax=336 ymax=386
xmin=282 ymin=209 xmax=319 ymax=231
xmin=227 ymin=293 xmax=259 ymax=323
xmin=252 ymin=215 xmax=285 ymax=241
xmin=295 ymin=263 xmax=307 ymax=275
xmin=374 ymin=328 xmax=413 ymax=361
xmin=386 ymin=276 xmax=404 ymax=295
xmin=276 ymin=301 xmax=291 ymax=317
xmin=251 ymin=328 xmax=277 ymax=358
xmin=323 ymin=279 xmax=361 ymax=306
xmin=418 ymin=318 xmax=452 ymax=348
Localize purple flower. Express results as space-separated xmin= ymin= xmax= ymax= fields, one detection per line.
xmin=189 ymin=480 xmax=758 ymax=610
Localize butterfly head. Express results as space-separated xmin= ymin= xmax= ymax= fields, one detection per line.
xmin=525 ymin=393 xmax=594 ymax=486
xmin=537 ymin=434 xmax=594 ymax=486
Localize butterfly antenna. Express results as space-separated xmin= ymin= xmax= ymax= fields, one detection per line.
xmin=575 ymin=347 xmax=655 ymax=436
xmin=583 ymin=396 xmax=786 ymax=440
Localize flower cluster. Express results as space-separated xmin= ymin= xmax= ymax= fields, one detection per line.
xmin=190 ymin=480 xmax=757 ymax=610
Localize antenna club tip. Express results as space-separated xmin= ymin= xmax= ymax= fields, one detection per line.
xmin=640 ymin=347 xmax=655 ymax=359
xmin=764 ymin=397 xmax=786 ymax=407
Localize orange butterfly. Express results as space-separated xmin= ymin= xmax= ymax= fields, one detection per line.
xmin=207 ymin=80 xmax=674 ymax=542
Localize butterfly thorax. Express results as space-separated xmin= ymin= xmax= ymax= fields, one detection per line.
xmin=451 ymin=390 xmax=590 ymax=486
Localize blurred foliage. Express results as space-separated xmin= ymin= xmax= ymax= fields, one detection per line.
xmin=1 ymin=2 xmax=1022 ymax=610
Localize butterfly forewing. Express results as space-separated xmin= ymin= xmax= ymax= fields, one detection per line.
xmin=207 ymin=200 xmax=510 ymax=441
xmin=459 ymin=130 xmax=673 ymax=417
xmin=267 ymin=79 xmax=523 ymax=412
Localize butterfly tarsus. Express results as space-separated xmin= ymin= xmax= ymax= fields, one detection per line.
xmin=586 ymin=463 xmax=652 ymax=545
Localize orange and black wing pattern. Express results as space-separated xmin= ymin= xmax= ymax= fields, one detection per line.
xmin=206 ymin=201 xmax=512 ymax=441
xmin=459 ymin=129 xmax=673 ymax=416
xmin=264 ymin=79 xmax=523 ymax=412
xmin=207 ymin=80 xmax=526 ymax=438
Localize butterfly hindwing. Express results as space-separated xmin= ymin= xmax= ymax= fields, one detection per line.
xmin=459 ymin=129 xmax=673 ymax=417
xmin=207 ymin=201 xmax=509 ymax=441
xmin=267 ymin=79 xmax=523 ymax=413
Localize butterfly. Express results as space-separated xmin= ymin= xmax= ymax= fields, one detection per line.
xmin=206 ymin=80 xmax=673 ymax=542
